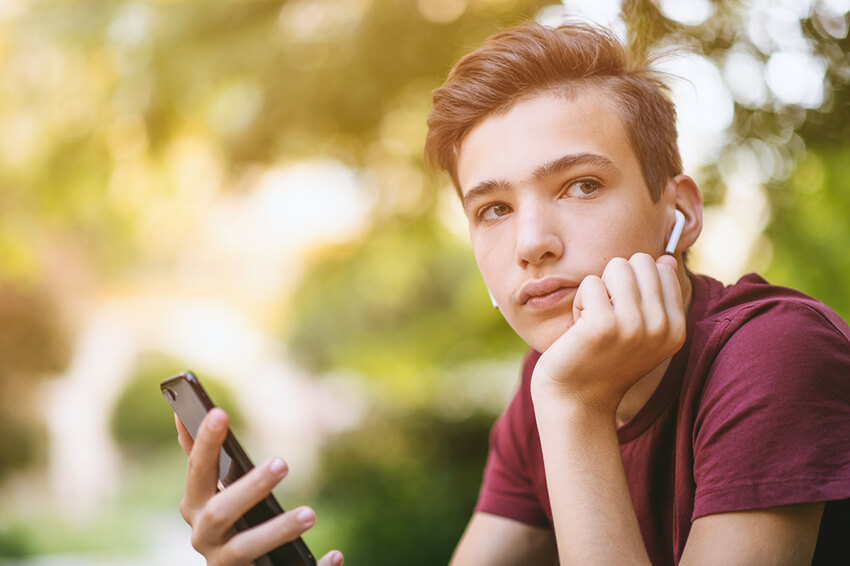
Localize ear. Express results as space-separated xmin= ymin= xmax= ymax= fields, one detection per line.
xmin=664 ymin=174 xmax=703 ymax=255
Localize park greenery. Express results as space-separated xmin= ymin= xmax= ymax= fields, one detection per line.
xmin=1 ymin=0 xmax=848 ymax=563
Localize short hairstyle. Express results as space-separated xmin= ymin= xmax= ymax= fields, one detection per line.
xmin=425 ymin=22 xmax=682 ymax=201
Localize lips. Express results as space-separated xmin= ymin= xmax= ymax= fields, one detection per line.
xmin=518 ymin=276 xmax=579 ymax=307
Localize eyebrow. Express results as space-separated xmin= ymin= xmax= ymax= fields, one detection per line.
xmin=531 ymin=152 xmax=620 ymax=182
xmin=461 ymin=152 xmax=621 ymax=213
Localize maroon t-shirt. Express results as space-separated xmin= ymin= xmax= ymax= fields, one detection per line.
xmin=476 ymin=273 xmax=850 ymax=564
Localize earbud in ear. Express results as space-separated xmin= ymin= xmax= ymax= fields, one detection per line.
xmin=665 ymin=209 xmax=686 ymax=255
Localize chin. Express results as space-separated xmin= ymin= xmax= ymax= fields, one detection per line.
xmin=510 ymin=313 xmax=574 ymax=353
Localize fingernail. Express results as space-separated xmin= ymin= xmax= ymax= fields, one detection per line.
xmin=269 ymin=457 xmax=287 ymax=475
xmin=331 ymin=550 xmax=344 ymax=565
xmin=295 ymin=507 xmax=315 ymax=526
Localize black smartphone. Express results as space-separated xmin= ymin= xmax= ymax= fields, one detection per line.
xmin=161 ymin=371 xmax=317 ymax=566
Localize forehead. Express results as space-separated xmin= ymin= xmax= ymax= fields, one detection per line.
xmin=456 ymin=90 xmax=638 ymax=196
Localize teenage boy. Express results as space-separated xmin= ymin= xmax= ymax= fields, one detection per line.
xmin=173 ymin=21 xmax=850 ymax=566
xmin=426 ymin=22 xmax=850 ymax=565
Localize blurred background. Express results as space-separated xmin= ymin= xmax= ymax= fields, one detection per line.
xmin=0 ymin=0 xmax=848 ymax=564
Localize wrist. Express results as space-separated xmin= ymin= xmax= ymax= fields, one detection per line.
xmin=531 ymin=389 xmax=618 ymax=441
xmin=530 ymin=365 xmax=619 ymax=423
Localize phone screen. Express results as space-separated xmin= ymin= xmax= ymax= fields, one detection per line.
xmin=161 ymin=371 xmax=317 ymax=566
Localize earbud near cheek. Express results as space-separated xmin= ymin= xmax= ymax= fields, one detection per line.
xmin=665 ymin=209 xmax=686 ymax=255
xmin=488 ymin=288 xmax=499 ymax=310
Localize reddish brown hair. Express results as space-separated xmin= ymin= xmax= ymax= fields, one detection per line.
xmin=425 ymin=22 xmax=682 ymax=200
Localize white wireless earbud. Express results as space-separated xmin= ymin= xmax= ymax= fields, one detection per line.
xmin=665 ymin=209 xmax=686 ymax=255
xmin=487 ymin=288 xmax=499 ymax=310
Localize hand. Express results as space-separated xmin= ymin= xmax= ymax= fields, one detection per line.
xmin=175 ymin=409 xmax=344 ymax=566
xmin=531 ymin=253 xmax=686 ymax=416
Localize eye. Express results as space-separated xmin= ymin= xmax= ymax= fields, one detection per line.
xmin=478 ymin=202 xmax=512 ymax=221
xmin=564 ymin=178 xmax=601 ymax=198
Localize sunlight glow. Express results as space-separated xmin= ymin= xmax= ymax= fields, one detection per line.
xmin=655 ymin=53 xmax=734 ymax=171
xmin=538 ymin=0 xmax=626 ymax=40
xmin=278 ymin=0 xmax=370 ymax=41
xmin=723 ymin=48 xmax=769 ymax=108
xmin=417 ymin=0 xmax=468 ymax=23
xmin=766 ymin=50 xmax=827 ymax=108
xmin=657 ymin=0 xmax=715 ymax=26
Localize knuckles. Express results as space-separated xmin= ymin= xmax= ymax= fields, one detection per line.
xmin=198 ymin=496 xmax=233 ymax=533
xmin=643 ymin=312 xmax=670 ymax=341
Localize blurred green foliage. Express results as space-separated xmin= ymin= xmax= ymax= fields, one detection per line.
xmin=312 ymin=408 xmax=495 ymax=565
xmin=110 ymin=354 xmax=242 ymax=455
xmin=0 ymin=522 xmax=36 ymax=559
xmin=762 ymin=19 xmax=850 ymax=318
xmin=1 ymin=0 xmax=554 ymax=280
xmin=288 ymin=213 xmax=525 ymax=394
xmin=765 ymin=146 xmax=850 ymax=317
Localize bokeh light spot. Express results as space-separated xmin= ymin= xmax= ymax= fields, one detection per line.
xmin=766 ymin=50 xmax=826 ymax=108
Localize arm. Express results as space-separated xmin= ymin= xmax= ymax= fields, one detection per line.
xmin=534 ymin=393 xmax=825 ymax=565
xmin=681 ymin=504 xmax=824 ymax=565
xmin=531 ymin=253 xmax=683 ymax=564
xmin=450 ymin=512 xmax=558 ymax=566
xmin=176 ymin=409 xmax=344 ymax=566
xmin=533 ymin=392 xmax=652 ymax=564
xmin=532 ymin=253 xmax=825 ymax=564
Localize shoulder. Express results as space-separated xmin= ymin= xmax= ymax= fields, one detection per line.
xmin=686 ymin=275 xmax=850 ymax=515
xmin=687 ymin=273 xmax=850 ymax=379
xmin=689 ymin=272 xmax=850 ymax=417
xmin=691 ymin=272 xmax=850 ymax=342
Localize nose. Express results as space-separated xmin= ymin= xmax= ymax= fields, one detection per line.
xmin=515 ymin=201 xmax=564 ymax=266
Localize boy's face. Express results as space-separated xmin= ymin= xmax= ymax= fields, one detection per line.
xmin=456 ymin=91 xmax=671 ymax=352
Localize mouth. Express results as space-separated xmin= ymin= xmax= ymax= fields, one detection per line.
xmin=519 ymin=276 xmax=579 ymax=308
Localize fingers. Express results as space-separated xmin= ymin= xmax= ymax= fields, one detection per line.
xmin=201 ymin=501 xmax=344 ymax=566
xmin=181 ymin=408 xmax=229 ymax=524
xmin=318 ymin=550 xmax=345 ymax=566
xmin=176 ymin=409 xmax=338 ymax=566
xmin=631 ymin=254 xmax=668 ymax=336
xmin=193 ymin=458 xmax=290 ymax=548
xmin=592 ymin=253 xmax=684 ymax=347
xmin=655 ymin=253 xmax=678 ymax=273
xmin=655 ymin=255 xmax=683 ymax=310
xmin=574 ymin=274 xmax=611 ymax=318
xmin=602 ymin=257 xmax=642 ymax=324
xmin=655 ymin=256 xmax=686 ymax=345
xmin=215 ymin=506 xmax=320 ymax=564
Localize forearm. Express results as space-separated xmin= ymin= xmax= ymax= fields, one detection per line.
xmin=534 ymin=400 xmax=651 ymax=566
xmin=450 ymin=513 xmax=559 ymax=566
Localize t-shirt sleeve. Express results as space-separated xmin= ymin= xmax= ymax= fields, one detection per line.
xmin=474 ymin=350 xmax=550 ymax=527
xmin=692 ymin=300 xmax=850 ymax=519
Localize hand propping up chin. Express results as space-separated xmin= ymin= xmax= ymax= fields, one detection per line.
xmin=531 ymin=252 xmax=686 ymax=418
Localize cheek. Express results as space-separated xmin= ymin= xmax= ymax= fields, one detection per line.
xmin=472 ymin=232 xmax=511 ymax=286
xmin=586 ymin=215 xmax=658 ymax=260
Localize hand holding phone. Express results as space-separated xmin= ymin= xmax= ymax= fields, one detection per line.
xmin=162 ymin=372 xmax=342 ymax=566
